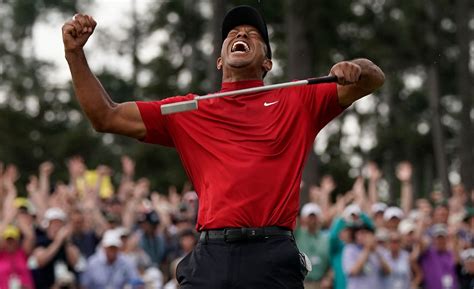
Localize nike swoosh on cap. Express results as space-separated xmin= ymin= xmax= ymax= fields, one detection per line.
xmin=264 ymin=101 xmax=279 ymax=107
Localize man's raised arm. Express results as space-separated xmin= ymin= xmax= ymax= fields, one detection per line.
xmin=63 ymin=14 xmax=146 ymax=139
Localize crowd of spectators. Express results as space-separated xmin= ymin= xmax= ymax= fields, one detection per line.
xmin=0 ymin=157 xmax=473 ymax=289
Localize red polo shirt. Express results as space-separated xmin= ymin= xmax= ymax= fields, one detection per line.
xmin=136 ymin=80 xmax=344 ymax=230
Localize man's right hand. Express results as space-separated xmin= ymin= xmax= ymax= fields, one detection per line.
xmin=62 ymin=14 xmax=97 ymax=53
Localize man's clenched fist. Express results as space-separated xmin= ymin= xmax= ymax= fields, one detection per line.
xmin=62 ymin=14 xmax=97 ymax=53
xmin=329 ymin=61 xmax=362 ymax=86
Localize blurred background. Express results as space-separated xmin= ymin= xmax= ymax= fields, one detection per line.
xmin=0 ymin=0 xmax=472 ymax=201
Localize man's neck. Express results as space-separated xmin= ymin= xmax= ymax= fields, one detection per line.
xmin=222 ymin=67 xmax=262 ymax=82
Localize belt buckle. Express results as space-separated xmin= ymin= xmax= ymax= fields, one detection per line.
xmin=223 ymin=228 xmax=238 ymax=243
xmin=244 ymin=227 xmax=264 ymax=240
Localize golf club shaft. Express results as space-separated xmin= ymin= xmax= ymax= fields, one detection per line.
xmin=160 ymin=75 xmax=338 ymax=115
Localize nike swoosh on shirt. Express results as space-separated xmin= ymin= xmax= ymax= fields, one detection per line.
xmin=264 ymin=101 xmax=279 ymax=107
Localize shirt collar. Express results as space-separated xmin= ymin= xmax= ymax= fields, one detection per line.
xmin=220 ymin=80 xmax=264 ymax=92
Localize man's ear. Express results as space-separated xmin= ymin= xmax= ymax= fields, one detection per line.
xmin=216 ymin=57 xmax=223 ymax=70
xmin=262 ymin=59 xmax=273 ymax=73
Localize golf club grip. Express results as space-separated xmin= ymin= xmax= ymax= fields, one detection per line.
xmin=307 ymin=75 xmax=338 ymax=85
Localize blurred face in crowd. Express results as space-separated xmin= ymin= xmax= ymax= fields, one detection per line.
xmin=104 ymin=246 xmax=119 ymax=263
xmin=417 ymin=199 xmax=432 ymax=217
xmin=431 ymin=191 xmax=444 ymax=204
xmin=388 ymin=232 xmax=402 ymax=254
xmin=105 ymin=198 xmax=123 ymax=216
xmin=467 ymin=217 xmax=474 ymax=231
xmin=433 ymin=235 xmax=448 ymax=251
xmin=464 ymin=258 xmax=474 ymax=273
xmin=70 ymin=210 xmax=85 ymax=233
xmin=3 ymin=237 xmax=19 ymax=253
xmin=433 ymin=206 xmax=449 ymax=224
xmin=401 ymin=230 xmax=416 ymax=249
xmin=180 ymin=234 xmax=197 ymax=254
xmin=306 ymin=214 xmax=320 ymax=233
xmin=339 ymin=228 xmax=352 ymax=243
xmin=354 ymin=229 xmax=372 ymax=246
xmin=386 ymin=217 xmax=401 ymax=231
xmin=140 ymin=221 xmax=156 ymax=235
xmin=373 ymin=212 xmax=385 ymax=227
xmin=47 ymin=219 xmax=65 ymax=238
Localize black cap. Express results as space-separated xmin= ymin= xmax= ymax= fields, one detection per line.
xmin=221 ymin=5 xmax=271 ymax=59
xmin=138 ymin=210 xmax=160 ymax=225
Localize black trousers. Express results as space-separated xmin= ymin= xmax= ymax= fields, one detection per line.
xmin=176 ymin=235 xmax=305 ymax=289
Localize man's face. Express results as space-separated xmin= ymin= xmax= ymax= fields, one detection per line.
xmin=104 ymin=246 xmax=119 ymax=263
xmin=219 ymin=25 xmax=270 ymax=77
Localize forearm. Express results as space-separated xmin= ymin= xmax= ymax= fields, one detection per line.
xmin=349 ymin=249 xmax=371 ymax=275
xmin=376 ymin=251 xmax=391 ymax=274
xmin=65 ymin=243 xmax=80 ymax=267
xmin=400 ymin=181 xmax=413 ymax=213
xmin=368 ymin=179 xmax=378 ymax=204
xmin=39 ymin=173 xmax=50 ymax=198
xmin=35 ymin=239 xmax=64 ymax=267
xmin=65 ymin=50 xmax=116 ymax=132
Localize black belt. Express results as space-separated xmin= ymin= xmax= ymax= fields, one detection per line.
xmin=199 ymin=226 xmax=293 ymax=243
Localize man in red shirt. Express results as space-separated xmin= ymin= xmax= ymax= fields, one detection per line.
xmin=62 ymin=5 xmax=384 ymax=289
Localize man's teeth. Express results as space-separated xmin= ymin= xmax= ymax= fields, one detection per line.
xmin=231 ymin=41 xmax=250 ymax=52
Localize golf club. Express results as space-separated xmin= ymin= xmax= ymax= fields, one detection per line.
xmin=160 ymin=75 xmax=338 ymax=115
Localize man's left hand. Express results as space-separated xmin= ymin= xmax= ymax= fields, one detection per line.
xmin=330 ymin=61 xmax=362 ymax=85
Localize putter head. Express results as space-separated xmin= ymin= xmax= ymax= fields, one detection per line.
xmin=160 ymin=100 xmax=198 ymax=115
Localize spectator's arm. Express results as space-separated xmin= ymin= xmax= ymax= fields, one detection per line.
xmin=367 ymin=162 xmax=381 ymax=205
xmin=80 ymin=260 xmax=93 ymax=289
xmin=27 ymin=176 xmax=47 ymax=221
xmin=344 ymin=245 xmax=371 ymax=276
xmin=33 ymin=225 xmax=71 ymax=267
xmin=117 ymin=156 xmax=135 ymax=201
xmin=410 ymin=257 xmax=424 ymax=289
xmin=397 ymin=161 xmax=413 ymax=214
xmin=375 ymin=250 xmax=391 ymax=275
xmin=17 ymin=214 xmax=36 ymax=255
xmin=38 ymin=162 xmax=54 ymax=200
xmin=65 ymin=241 xmax=81 ymax=268
xmin=352 ymin=177 xmax=368 ymax=211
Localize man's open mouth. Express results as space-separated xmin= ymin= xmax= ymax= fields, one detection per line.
xmin=231 ymin=41 xmax=250 ymax=54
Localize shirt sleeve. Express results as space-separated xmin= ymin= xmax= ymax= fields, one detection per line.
xmin=135 ymin=94 xmax=195 ymax=146
xmin=300 ymin=82 xmax=347 ymax=132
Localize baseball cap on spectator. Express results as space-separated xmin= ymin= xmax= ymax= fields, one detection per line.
xmin=408 ymin=209 xmax=422 ymax=221
xmin=301 ymin=203 xmax=322 ymax=218
xmin=375 ymin=228 xmax=389 ymax=242
xmin=431 ymin=224 xmax=448 ymax=237
xmin=102 ymin=230 xmax=122 ymax=248
xmin=14 ymin=197 xmax=36 ymax=215
xmin=461 ymin=248 xmax=474 ymax=262
xmin=398 ymin=219 xmax=416 ymax=235
xmin=2 ymin=225 xmax=20 ymax=240
xmin=371 ymin=202 xmax=387 ymax=215
xmin=44 ymin=207 xmax=67 ymax=223
xmin=114 ymin=226 xmax=130 ymax=238
xmin=343 ymin=204 xmax=361 ymax=222
xmin=384 ymin=206 xmax=404 ymax=221
xmin=347 ymin=221 xmax=374 ymax=233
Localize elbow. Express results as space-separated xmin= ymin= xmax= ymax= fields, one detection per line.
xmin=91 ymin=116 xmax=112 ymax=133
xmin=92 ymin=121 xmax=107 ymax=133
xmin=376 ymin=70 xmax=386 ymax=89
